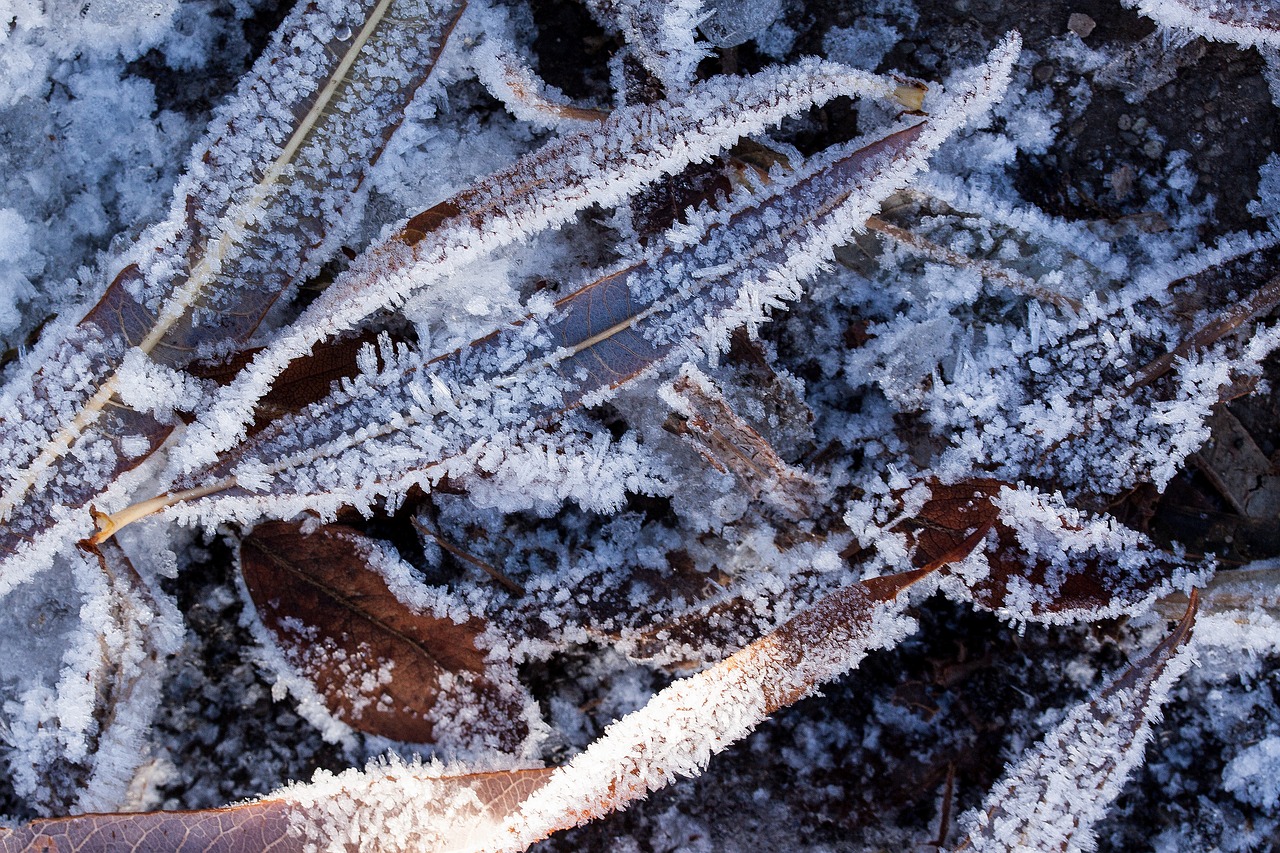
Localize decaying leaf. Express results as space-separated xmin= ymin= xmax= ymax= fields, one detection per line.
xmin=101 ymin=40 xmax=1020 ymax=535
xmin=952 ymin=591 xmax=1199 ymax=852
xmin=0 ymin=764 xmax=556 ymax=853
xmin=240 ymin=522 xmax=532 ymax=751
xmin=487 ymin=566 xmax=940 ymax=851
xmin=908 ymin=479 xmax=1202 ymax=622
xmin=167 ymin=59 xmax=933 ymax=477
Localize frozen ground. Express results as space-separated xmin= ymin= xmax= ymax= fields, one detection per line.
xmin=1 ymin=0 xmax=1279 ymax=850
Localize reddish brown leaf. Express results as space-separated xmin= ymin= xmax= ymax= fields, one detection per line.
xmin=0 ymin=802 xmax=286 ymax=853
xmin=907 ymin=479 xmax=1005 ymax=570
xmin=0 ymin=766 xmax=557 ymax=853
xmin=240 ymin=522 xmax=529 ymax=749
xmin=189 ymin=332 xmax=384 ymax=435
xmin=906 ymin=480 xmax=1186 ymax=619
xmin=0 ymin=801 xmax=298 ymax=853
xmin=499 ymin=566 xmax=940 ymax=850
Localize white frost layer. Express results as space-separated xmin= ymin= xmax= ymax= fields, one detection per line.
xmin=1125 ymin=0 xmax=1280 ymax=49
xmin=956 ymin=630 xmax=1196 ymax=852
xmin=170 ymin=59 xmax=920 ymax=475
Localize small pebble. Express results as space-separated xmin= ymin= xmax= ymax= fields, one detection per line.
xmin=1143 ymin=138 xmax=1164 ymax=158
xmin=1068 ymin=12 xmax=1096 ymax=37
xmin=1118 ymin=114 xmax=1132 ymax=131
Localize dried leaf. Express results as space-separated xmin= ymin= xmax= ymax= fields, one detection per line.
xmin=240 ymin=522 xmax=529 ymax=750
xmin=170 ymin=59 xmax=939 ymax=475
xmin=0 ymin=0 xmax=464 ymax=592
xmin=1129 ymin=273 xmax=1280 ymax=391
xmin=909 ymin=480 xmax=1196 ymax=622
xmin=952 ymin=592 xmax=1198 ymax=852
xmin=0 ymin=765 xmax=556 ymax=853
xmin=189 ymin=332 xmax=385 ymax=436
xmin=114 ymin=38 xmax=1021 ymax=534
xmin=489 ymin=567 xmax=939 ymax=851
xmin=0 ymin=800 xmax=299 ymax=853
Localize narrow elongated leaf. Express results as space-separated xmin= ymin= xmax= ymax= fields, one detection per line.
xmin=153 ymin=122 xmax=930 ymax=527
xmin=104 ymin=36 xmax=1020 ymax=535
xmin=0 ymin=0 xmax=465 ymax=594
xmin=240 ymin=522 xmax=531 ymax=751
xmin=952 ymin=593 xmax=1198 ymax=853
xmin=0 ymin=765 xmax=555 ymax=853
xmin=486 ymin=567 xmax=938 ymax=852
xmin=170 ymin=60 xmax=932 ymax=475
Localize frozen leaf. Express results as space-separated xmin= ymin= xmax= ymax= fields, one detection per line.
xmin=1 ymin=539 xmax=183 ymax=815
xmin=0 ymin=0 xmax=465 ymax=594
xmin=1125 ymin=0 xmax=1280 ymax=49
xmin=0 ymin=799 xmax=299 ymax=853
xmin=489 ymin=567 xmax=939 ymax=851
xmin=905 ymin=481 xmax=1199 ymax=622
xmin=170 ymin=59 xmax=933 ymax=476
xmin=952 ymin=592 xmax=1198 ymax=853
xmin=240 ymin=521 xmax=531 ymax=751
xmin=472 ymin=37 xmax=610 ymax=128
xmin=0 ymin=763 xmax=556 ymax=853
xmin=661 ymin=363 xmax=822 ymax=521
xmin=104 ymin=37 xmax=1020 ymax=535
xmin=189 ymin=332 xmax=386 ymax=437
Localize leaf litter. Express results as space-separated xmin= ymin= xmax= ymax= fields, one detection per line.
xmin=1 ymin=0 xmax=1279 ymax=850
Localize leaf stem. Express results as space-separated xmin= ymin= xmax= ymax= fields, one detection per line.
xmin=88 ymin=478 xmax=236 ymax=544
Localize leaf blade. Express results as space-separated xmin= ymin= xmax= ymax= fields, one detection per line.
xmin=0 ymin=0 xmax=464 ymax=592
xmin=240 ymin=522 xmax=531 ymax=751
xmin=952 ymin=593 xmax=1199 ymax=852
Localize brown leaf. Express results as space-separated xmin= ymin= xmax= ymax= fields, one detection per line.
xmin=0 ymin=800 xmax=298 ymax=853
xmin=907 ymin=479 xmax=1005 ymax=570
xmin=0 ymin=766 xmax=556 ymax=853
xmin=0 ymin=0 xmax=465 ymax=585
xmin=189 ymin=332 xmax=385 ymax=436
xmin=907 ymin=480 xmax=1187 ymax=619
xmin=629 ymin=155 xmax=742 ymax=245
xmin=498 ymin=566 xmax=940 ymax=850
xmin=240 ymin=522 xmax=529 ymax=750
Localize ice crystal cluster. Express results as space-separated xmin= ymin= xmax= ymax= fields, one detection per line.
xmin=0 ymin=0 xmax=1279 ymax=850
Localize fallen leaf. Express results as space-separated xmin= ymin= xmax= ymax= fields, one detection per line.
xmin=907 ymin=480 xmax=1194 ymax=621
xmin=952 ymin=591 xmax=1198 ymax=852
xmin=240 ymin=522 xmax=529 ymax=750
